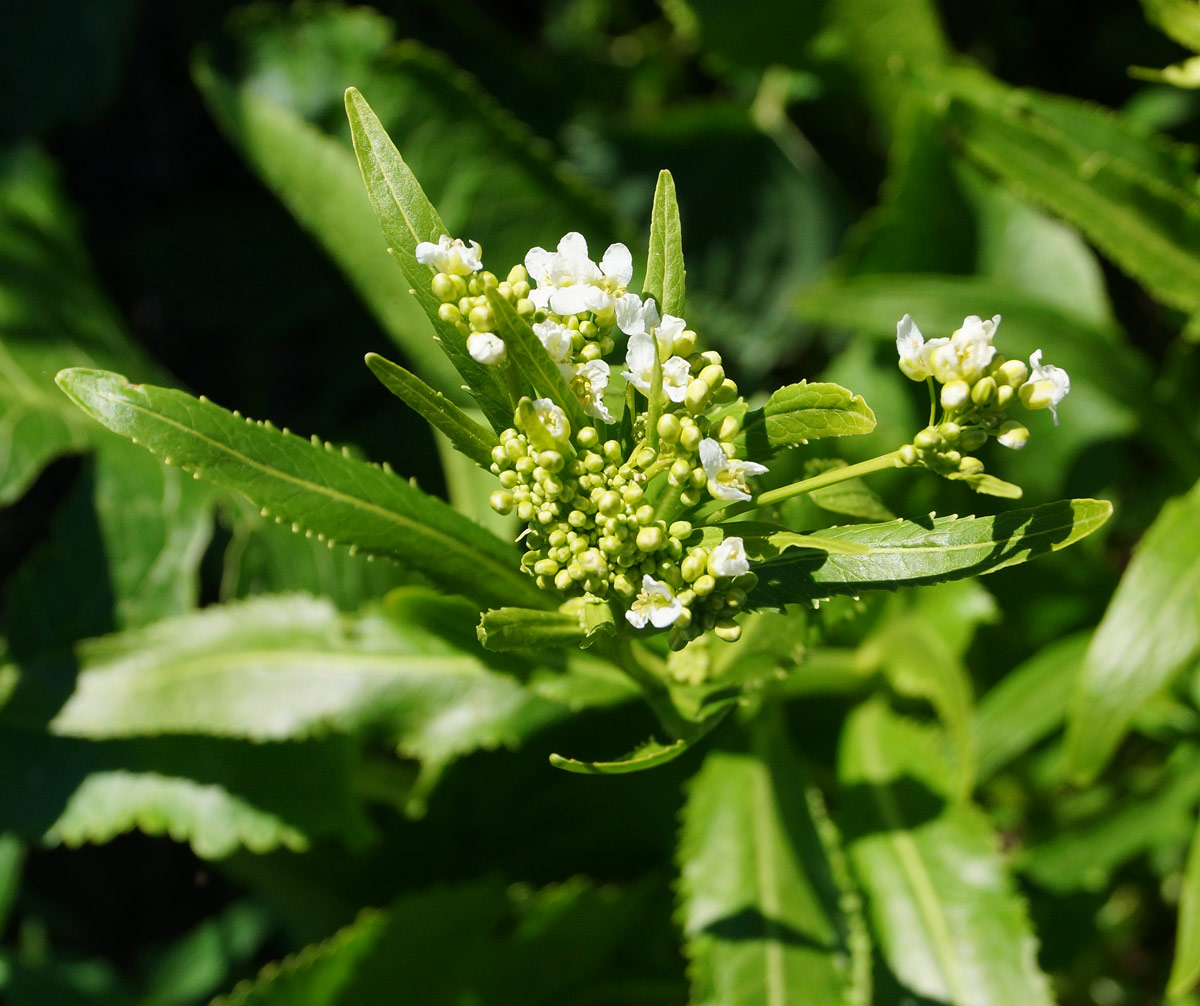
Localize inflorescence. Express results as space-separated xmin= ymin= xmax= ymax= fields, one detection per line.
xmin=413 ymin=234 xmax=1071 ymax=647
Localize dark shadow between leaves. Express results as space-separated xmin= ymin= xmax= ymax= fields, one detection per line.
xmin=701 ymin=906 xmax=839 ymax=953
xmin=836 ymin=774 xmax=946 ymax=844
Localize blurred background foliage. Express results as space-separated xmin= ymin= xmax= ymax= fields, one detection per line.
xmin=3 ymin=0 xmax=1200 ymax=1003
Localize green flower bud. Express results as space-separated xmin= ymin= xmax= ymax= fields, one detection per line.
xmin=958 ymin=456 xmax=984 ymax=475
xmin=431 ymin=274 xmax=459 ymax=302
xmin=714 ymin=619 xmax=742 ymax=643
xmin=512 ymin=281 xmax=531 ymax=300
xmin=507 ymin=264 xmax=527 ymax=285
xmin=698 ymin=364 xmax=725 ymax=388
xmin=725 ymin=588 xmax=747 ymax=610
xmin=941 ymin=380 xmax=971 ymax=410
xmin=489 ymin=490 xmax=513 ymax=514
xmin=713 ymin=379 xmax=739 ymax=404
xmin=533 ymin=558 xmax=559 ymax=576
xmin=554 ymin=568 xmax=574 ymax=591
xmin=898 ymin=444 xmax=919 ymax=466
xmin=517 ymin=501 xmax=534 ymax=521
xmin=699 ymin=350 xmax=722 ymax=368
xmin=996 ymin=385 xmax=1015 ymax=407
xmin=437 ymin=302 xmax=462 ymax=324
xmin=580 ymin=342 xmax=602 ymax=362
xmin=577 ymin=426 xmax=599 ymax=448
xmin=636 ymin=525 xmax=663 ymax=551
xmin=959 ymin=427 xmax=988 ymax=451
xmin=598 ymin=491 xmax=622 ymax=516
xmin=621 ymin=483 xmax=644 ymax=506
xmin=603 ymin=440 xmax=623 ymax=462
xmin=717 ymin=415 xmax=740 ymax=442
xmin=567 ymin=509 xmax=587 ymax=527
xmin=612 ymin=572 xmax=637 ymax=597
xmin=673 ymin=329 xmax=697 ymax=356
xmin=971 ymin=376 xmax=997 ymax=405
xmin=914 ymin=427 xmax=941 ymax=450
xmin=688 ymin=466 xmax=707 ymax=489
xmin=997 ymin=420 xmax=1030 ymax=450
xmin=680 ymin=487 xmax=702 ymax=506
xmin=997 ymin=359 xmax=1029 ymax=387
xmin=693 ymin=574 xmax=716 ymax=596
xmin=681 ymin=550 xmax=708 ymax=582
xmin=635 ymin=504 xmax=655 ymax=525
xmin=498 ymin=470 xmax=518 ymax=489
xmin=670 ymin=520 xmax=693 ymax=539
xmin=468 ymin=305 xmax=494 ymax=331
xmin=496 ymin=281 xmax=513 ymax=300
xmin=668 ymin=458 xmax=692 ymax=486
xmin=679 ymin=424 xmax=702 ymax=452
xmin=516 ymin=298 xmax=535 ymax=316
xmin=1019 ymin=380 xmax=1056 ymax=412
xmin=685 ymin=379 xmax=711 ymax=414
xmin=657 ymin=413 xmax=682 ymax=443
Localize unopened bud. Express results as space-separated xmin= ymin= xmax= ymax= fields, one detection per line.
xmin=941 ymin=380 xmax=971 ymax=409
xmin=681 ymin=550 xmax=708 ymax=582
xmin=597 ymin=491 xmax=622 ymax=516
xmin=577 ymin=426 xmax=599 ymax=448
xmin=679 ymin=424 xmax=702 ymax=452
xmin=914 ymin=427 xmax=940 ymax=450
xmin=996 ymin=385 xmax=1015 ymax=407
xmin=636 ymin=526 xmax=664 ymax=551
xmin=657 ymin=413 xmax=682 ymax=443
xmin=714 ymin=619 xmax=742 ymax=643
xmin=489 ymin=490 xmax=513 ymax=514
xmin=673 ymin=329 xmax=697 ymax=356
xmin=997 ymin=420 xmax=1030 ymax=449
xmin=670 ymin=520 xmax=693 ymax=539
xmin=685 ymin=379 xmax=711 ymax=414
xmin=997 ymin=359 xmax=1029 ymax=387
xmin=958 ymin=456 xmax=985 ymax=475
xmin=713 ymin=379 xmax=738 ymax=403
xmin=717 ymin=415 xmax=741 ymax=442
xmin=437 ymin=303 xmax=462 ymax=323
xmin=959 ymin=427 xmax=988 ymax=451
xmin=971 ymin=376 xmax=997 ymax=405
xmin=431 ymin=273 xmax=459 ymax=302
xmin=698 ymin=364 xmax=725 ymax=388
xmin=693 ymin=574 xmax=716 ymax=596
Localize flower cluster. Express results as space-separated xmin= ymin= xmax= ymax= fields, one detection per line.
xmin=418 ymin=231 xmax=764 ymax=646
xmin=895 ymin=313 xmax=1070 ymax=484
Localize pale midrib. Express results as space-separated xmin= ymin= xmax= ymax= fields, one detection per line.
xmin=65 ymin=650 xmax=483 ymax=697
xmin=752 ymin=759 xmax=788 ymax=1006
xmin=92 ymin=387 xmax=536 ymax=603
xmin=861 ymin=725 xmax=972 ymax=1005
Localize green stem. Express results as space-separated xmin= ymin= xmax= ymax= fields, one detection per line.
xmin=645 ymin=335 xmax=665 ymax=452
xmin=603 ymin=635 xmax=690 ymax=740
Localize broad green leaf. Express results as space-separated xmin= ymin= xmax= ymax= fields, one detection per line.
xmin=364 ymin=351 xmax=497 ymax=467
xmin=922 ymin=64 xmax=1200 ymax=315
xmin=31 ymin=594 xmax=590 ymax=770
xmin=0 ymin=727 xmax=371 ymax=860
xmin=344 ymin=86 xmax=512 ymax=429
xmin=549 ymin=702 xmax=734 ymax=775
xmin=749 ymin=498 xmax=1112 ymax=606
xmin=1065 ymin=479 xmax=1200 ymax=783
xmin=1142 ymin=0 xmax=1200 ymax=52
xmin=1171 ymin=811 xmax=1200 ymax=998
xmin=55 ymin=369 xmax=546 ymax=610
xmin=973 ymin=633 xmax=1088 ymax=780
xmin=192 ymin=58 xmax=459 ymax=396
xmin=859 ymin=616 xmax=976 ymax=799
xmin=215 ymin=877 xmax=646 ymax=1006
xmin=838 ymin=699 xmax=1053 ymax=1005
xmin=678 ymin=713 xmax=868 ymax=1006
xmin=741 ymin=381 xmax=876 ymax=454
xmin=486 ymin=288 xmax=587 ymax=429
xmin=644 ymin=169 xmax=686 ymax=317
xmin=692 ymin=522 xmax=871 ymax=557
xmin=1020 ymin=746 xmax=1200 ymax=892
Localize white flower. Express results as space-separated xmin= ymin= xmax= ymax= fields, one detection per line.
xmin=415 ymin=234 xmax=482 ymax=275
xmin=896 ymin=314 xmax=933 ymax=381
xmin=655 ymin=313 xmax=686 ymax=358
xmin=621 ymin=332 xmax=690 ymax=402
xmin=466 ymin=332 xmax=505 ymax=365
xmin=562 ymin=359 xmax=614 ymax=423
xmin=929 ymin=315 xmax=1000 ymax=384
xmin=710 ymin=537 xmax=750 ymax=577
xmin=533 ymin=318 xmax=573 ymax=364
xmin=1019 ymin=350 xmax=1070 ymax=424
xmin=699 ymin=438 xmax=769 ymax=503
xmin=524 ymin=232 xmax=642 ymax=332
xmin=532 ymin=398 xmax=570 ymax=443
xmin=625 ymin=575 xmax=684 ymax=629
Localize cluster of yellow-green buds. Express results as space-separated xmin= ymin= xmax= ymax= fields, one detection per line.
xmin=894 ymin=313 xmax=1070 ymax=478
xmin=418 ymin=230 xmax=767 ymax=647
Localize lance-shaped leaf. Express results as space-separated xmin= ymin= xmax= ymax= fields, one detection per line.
xmin=344 ymin=86 xmax=511 ymax=429
xmin=55 ymin=369 xmax=547 ymax=610
xmin=485 ymin=288 xmax=590 ymax=430
xmin=365 ymin=351 xmax=497 ymax=467
xmin=692 ymin=522 xmax=872 ymax=557
xmin=748 ymin=498 xmax=1111 ymax=606
xmin=739 ymin=381 xmax=876 ymax=455
xmin=838 ymin=698 xmax=1053 ymax=1005
xmin=478 ymin=597 xmax=614 ymax=653
xmin=1171 ymin=811 xmax=1200 ymax=999
xmin=644 ymin=169 xmax=686 ymax=318
xmin=678 ymin=713 xmax=869 ymax=1006
xmin=920 ymin=63 xmax=1200 ymax=315
xmin=1064 ymin=479 xmax=1200 ymax=783
xmin=549 ymin=701 xmax=734 ymax=775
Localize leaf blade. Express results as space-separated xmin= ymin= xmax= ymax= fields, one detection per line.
xmin=644 ymin=169 xmax=686 ymax=317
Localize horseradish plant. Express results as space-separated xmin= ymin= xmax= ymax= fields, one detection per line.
xmin=56 ymin=89 xmax=1105 ymax=771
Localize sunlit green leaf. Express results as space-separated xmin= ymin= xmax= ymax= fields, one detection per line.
xmin=749 ymin=498 xmax=1111 ymax=605
xmin=1065 ymin=479 xmax=1200 ymax=783
xmin=838 ymin=699 xmax=1053 ymax=1004
xmin=741 ymin=381 xmax=876 ymax=455
xmin=55 ymin=369 xmax=546 ymax=610
xmin=678 ymin=712 xmax=869 ymax=1005
xmin=644 ymin=169 xmax=686 ymax=318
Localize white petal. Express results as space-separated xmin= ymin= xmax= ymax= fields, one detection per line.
xmin=524 ymin=246 xmax=553 ymax=284
xmin=466 ymin=332 xmax=506 ymax=365
xmin=550 ymin=286 xmax=590 ymax=316
xmin=661 ymin=356 xmax=692 ymax=402
xmin=415 ymin=240 xmax=440 ymax=266
xmin=708 ymin=481 xmax=751 ymax=503
xmin=625 ymin=607 xmax=649 ymax=628
xmin=600 ymin=243 xmax=633 ymax=285
xmin=711 ymin=537 xmax=750 ymax=577
xmin=699 ymin=438 xmax=726 ymax=480
xmin=614 ymin=292 xmax=645 ymax=335
xmin=649 ymin=597 xmax=684 ymax=628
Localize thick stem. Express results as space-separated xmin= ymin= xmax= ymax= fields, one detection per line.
xmin=755 ymin=448 xmax=909 ymax=507
xmin=603 ymin=635 xmax=691 ymax=740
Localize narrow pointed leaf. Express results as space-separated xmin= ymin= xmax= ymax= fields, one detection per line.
xmin=1170 ymin=812 xmax=1200 ymax=998
xmin=749 ymin=498 xmax=1111 ymax=606
xmin=838 ymin=699 xmax=1053 ymax=1005
xmin=644 ymin=169 xmax=686 ymax=317
xmin=678 ymin=714 xmax=868 ymax=1005
xmin=479 ymin=598 xmax=614 ymax=652
xmin=1065 ymin=479 xmax=1200 ymax=783
xmin=549 ymin=702 xmax=734 ymax=775
xmin=740 ymin=381 xmax=876 ymax=455
xmin=365 ymin=352 xmax=497 ymax=467
xmin=55 ymin=368 xmax=547 ymax=610
xmin=344 ymin=86 xmax=511 ymax=429
xmin=486 ymin=288 xmax=588 ymax=429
